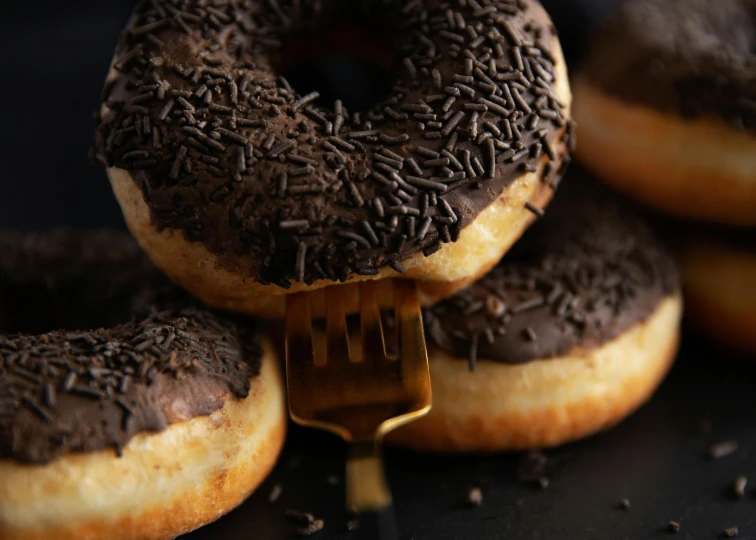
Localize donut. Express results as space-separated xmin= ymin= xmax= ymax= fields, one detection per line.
xmin=571 ymin=0 xmax=756 ymax=225
xmin=0 ymin=231 xmax=286 ymax=540
xmin=678 ymin=231 xmax=756 ymax=355
xmin=94 ymin=0 xmax=573 ymax=318
xmin=389 ymin=176 xmax=682 ymax=452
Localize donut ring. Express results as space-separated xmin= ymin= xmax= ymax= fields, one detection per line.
xmin=95 ymin=0 xmax=573 ymax=318
xmin=679 ymin=235 xmax=756 ymax=355
xmin=0 ymin=232 xmax=286 ymax=540
xmin=572 ymin=0 xmax=756 ymax=225
xmin=389 ymin=178 xmax=682 ymax=451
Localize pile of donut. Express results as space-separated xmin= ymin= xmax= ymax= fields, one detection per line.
xmin=572 ymin=0 xmax=756 ymax=356
xmin=0 ymin=0 xmax=751 ymax=538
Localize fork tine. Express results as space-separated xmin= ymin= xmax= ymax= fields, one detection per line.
xmin=360 ymin=280 xmax=387 ymax=363
xmin=285 ymin=292 xmax=316 ymax=420
xmin=285 ymin=278 xmax=430 ymax=534
xmin=394 ymin=280 xmax=431 ymax=395
xmin=285 ymin=292 xmax=314 ymax=366
xmin=309 ymin=289 xmax=328 ymax=367
xmin=325 ymin=286 xmax=352 ymax=366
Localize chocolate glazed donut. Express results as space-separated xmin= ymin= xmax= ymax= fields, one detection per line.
xmin=95 ymin=0 xmax=573 ymax=318
xmin=573 ymin=0 xmax=756 ymax=225
xmin=0 ymin=231 xmax=286 ymax=540
xmin=678 ymin=229 xmax=756 ymax=355
xmin=389 ymin=176 xmax=683 ymax=452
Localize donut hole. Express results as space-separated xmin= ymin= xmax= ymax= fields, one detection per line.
xmin=279 ymin=25 xmax=393 ymax=112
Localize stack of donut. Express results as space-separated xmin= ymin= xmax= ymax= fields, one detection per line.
xmin=572 ymin=0 xmax=756 ymax=354
xmin=0 ymin=0 xmax=689 ymax=537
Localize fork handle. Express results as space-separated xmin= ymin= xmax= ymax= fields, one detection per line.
xmin=346 ymin=442 xmax=398 ymax=540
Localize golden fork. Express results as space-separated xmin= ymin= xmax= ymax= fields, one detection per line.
xmin=285 ymin=279 xmax=432 ymax=539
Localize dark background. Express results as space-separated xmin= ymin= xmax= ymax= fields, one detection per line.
xmin=4 ymin=2 xmax=756 ymax=540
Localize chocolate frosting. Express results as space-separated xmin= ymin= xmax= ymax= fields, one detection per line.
xmin=0 ymin=231 xmax=262 ymax=464
xmin=424 ymin=173 xmax=680 ymax=365
xmin=581 ymin=0 xmax=756 ymax=133
xmin=94 ymin=0 xmax=572 ymax=289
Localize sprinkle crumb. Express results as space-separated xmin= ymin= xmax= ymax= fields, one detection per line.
xmin=667 ymin=520 xmax=680 ymax=533
xmin=297 ymin=519 xmax=324 ymax=537
xmin=268 ymin=483 xmax=282 ymax=503
xmin=709 ymin=440 xmax=738 ymax=460
xmin=733 ymin=476 xmax=747 ymax=498
xmin=518 ymin=451 xmax=548 ymax=484
xmin=619 ymin=498 xmax=631 ymax=510
xmin=484 ymin=294 xmax=506 ymax=318
xmin=724 ymin=526 xmax=739 ymax=538
xmin=466 ymin=487 xmax=483 ymax=506
xmin=285 ymin=509 xmax=314 ymax=524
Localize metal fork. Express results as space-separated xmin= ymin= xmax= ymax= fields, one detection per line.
xmin=285 ymin=279 xmax=432 ymax=539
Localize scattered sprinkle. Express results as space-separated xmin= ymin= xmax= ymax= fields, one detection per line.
xmin=466 ymin=487 xmax=483 ymax=506
xmin=269 ymin=484 xmax=283 ymax=503
xmin=733 ymin=476 xmax=747 ymax=498
xmin=709 ymin=440 xmax=738 ymax=460
xmin=724 ymin=526 xmax=739 ymax=538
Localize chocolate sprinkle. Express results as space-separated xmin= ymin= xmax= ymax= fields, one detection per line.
xmin=517 ymin=450 xmax=549 ymax=485
xmin=269 ymin=484 xmax=283 ymax=503
xmin=95 ymin=0 xmax=570 ymax=288
xmin=709 ymin=440 xmax=739 ymax=460
xmin=466 ymin=487 xmax=483 ymax=506
xmin=0 ymin=231 xmax=262 ymax=464
xmin=524 ymin=201 xmax=544 ymax=217
xmin=285 ymin=509 xmax=316 ymax=524
xmin=733 ymin=475 xmax=748 ymax=499
xmin=297 ymin=519 xmax=324 ymax=537
xmin=724 ymin=527 xmax=739 ymax=538
xmin=423 ymin=176 xmax=679 ymax=366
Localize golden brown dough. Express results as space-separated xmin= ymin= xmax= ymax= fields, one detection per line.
xmin=110 ymin=158 xmax=560 ymax=317
xmin=389 ymin=296 xmax=682 ymax=451
xmin=0 ymin=344 xmax=286 ymax=540
xmin=573 ymin=78 xmax=756 ymax=226
xmin=680 ymin=240 xmax=756 ymax=354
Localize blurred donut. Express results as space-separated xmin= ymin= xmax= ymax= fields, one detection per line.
xmin=572 ymin=0 xmax=756 ymax=225
xmin=679 ymin=232 xmax=756 ymax=355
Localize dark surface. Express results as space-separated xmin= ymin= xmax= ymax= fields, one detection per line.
xmin=184 ymin=335 xmax=756 ymax=540
xmin=4 ymin=2 xmax=755 ymax=539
